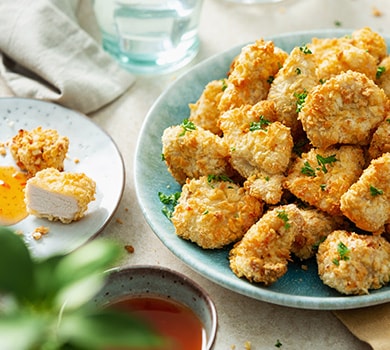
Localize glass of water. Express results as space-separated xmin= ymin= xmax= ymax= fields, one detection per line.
xmin=94 ymin=0 xmax=204 ymax=75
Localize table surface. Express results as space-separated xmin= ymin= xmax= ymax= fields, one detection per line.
xmin=90 ymin=0 xmax=390 ymax=348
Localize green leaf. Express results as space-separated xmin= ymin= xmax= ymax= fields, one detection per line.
xmin=0 ymin=312 xmax=48 ymax=350
xmin=58 ymin=310 xmax=165 ymax=349
xmin=0 ymin=227 xmax=34 ymax=301
xmin=54 ymin=240 xmax=121 ymax=291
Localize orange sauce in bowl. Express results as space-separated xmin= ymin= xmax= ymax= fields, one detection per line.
xmin=108 ymin=296 xmax=206 ymax=350
xmin=0 ymin=166 xmax=28 ymax=225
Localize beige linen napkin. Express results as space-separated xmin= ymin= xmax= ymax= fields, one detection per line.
xmin=333 ymin=303 xmax=390 ymax=350
xmin=0 ymin=0 xmax=135 ymax=114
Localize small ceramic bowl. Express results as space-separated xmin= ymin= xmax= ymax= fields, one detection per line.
xmin=93 ymin=265 xmax=218 ymax=349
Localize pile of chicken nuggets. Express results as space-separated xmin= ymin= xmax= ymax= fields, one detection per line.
xmin=161 ymin=27 xmax=390 ymax=295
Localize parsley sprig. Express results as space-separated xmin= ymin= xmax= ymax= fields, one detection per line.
xmin=249 ymin=115 xmax=271 ymax=132
xmin=301 ymin=154 xmax=338 ymax=177
xmin=277 ymin=210 xmax=291 ymax=229
xmin=179 ymin=119 xmax=196 ymax=136
xmin=158 ymin=191 xmax=181 ymax=219
xmin=332 ymin=241 xmax=350 ymax=266
xmin=369 ymin=185 xmax=383 ymax=197
xmin=294 ymin=89 xmax=308 ymax=112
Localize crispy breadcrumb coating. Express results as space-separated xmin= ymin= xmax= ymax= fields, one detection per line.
xmin=229 ymin=204 xmax=303 ymax=285
xmin=284 ymin=146 xmax=365 ymax=216
xmin=25 ymin=168 xmax=96 ymax=223
xmin=368 ymin=115 xmax=390 ymax=160
xmin=218 ymin=39 xmax=288 ymax=112
xmin=317 ymin=230 xmax=390 ymax=295
xmin=244 ymin=173 xmax=285 ymax=205
xmin=299 ymin=70 xmax=388 ymax=149
xmin=162 ymin=123 xmax=234 ymax=185
xmin=340 ymin=153 xmax=390 ymax=235
xmin=219 ymin=101 xmax=293 ymax=178
xmin=189 ymin=79 xmax=225 ymax=136
xmin=267 ymin=46 xmax=319 ymax=140
xmin=9 ymin=127 xmax=69 ymax=176
xmin=171 ymin=176 xmax=263 ymax=249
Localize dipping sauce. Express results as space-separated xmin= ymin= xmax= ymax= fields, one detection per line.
xmin=0 ymin=166 xmax=28 ymax=225
xmin=108 ymin=295 xmax=206 ymax=350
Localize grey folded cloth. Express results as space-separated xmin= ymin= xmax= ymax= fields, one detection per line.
xmin=0 ymin=0 xmax=135 ymax=114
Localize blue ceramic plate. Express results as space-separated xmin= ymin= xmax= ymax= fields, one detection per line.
xmin=134 ymin=30 xmax=390 ymax=310
xmin=0 ymin=98 xmax=125 ymax=258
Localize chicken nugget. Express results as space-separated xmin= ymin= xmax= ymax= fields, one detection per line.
xmin=229 ymin=204 xmax=304 ymax=285
xmin=368 ymin=115 xmax=390 ymax=160
xmin=317 ymin=230 xmax=390 ymax=295
xmin=171 ymin=176 xmax=263 ymax=249
xmin=218 ymin=39 xmax=288 ymax=112
xmin=340 ymin=153 xmax=390 ymax=235
xmin=244 ymin=172 xmax=285 ymax=205
xmin=291 ymin=208 xmax=345 ymax=260
xmin=299 ymin=70 xmax=388 ymax=149
xmin=219 ymin=101 xmax=293 ymax=178
xmin=267 ymin=46 xmax=319 ymax=140
xmin=284 ymin=146 xmax=365 ymax=216
xmin=189 ymin=79 xmax=225 ymax=136
xmin=162 ymin=121 xmax=234 ymax=185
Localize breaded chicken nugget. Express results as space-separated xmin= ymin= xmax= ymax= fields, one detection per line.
xmin=189 ymin=79 xmax=225 ymax=136
xmin=340 ymin=153 xmax=390 ymax=235
xmin=162 ymin=121 xmax=234 ymax=185
xmin=310 ymin=38 xmax=377 ymax=81
xmin=284 ymin=146 xmax=365 ymax=216
xmin=244 ymin=172 xmax=285 ymax=205
xmin=368 ymin=115 xmax=390 ymax=160
xmin=317 ymin=230 xmax=390 ymax=295
xmin=348 ymin=27 xmax=387 ymax=64
xmin=291 ymin=208 xmax=345 ymax=260
xmin=172 ymin=176 xmax=263 ymax=249
xmin=299 ymin=70 xmax=388 ymax=149
xmin=376 ymin=55 xmax=390 ymax=97
xmin=219 ymin=101 xmax=293 ymax=178
xmin=267 ymin=46 xmax=319 ymax=140
xmin=218 ymin=39 xmax=288 ymax=112
xmin=229 ymin=204 xmax=303 ymax=285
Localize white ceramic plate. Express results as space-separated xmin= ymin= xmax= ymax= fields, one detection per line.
xmin=0 ymin=98 xmax=125 ymax=258
xmin=134 ymin=29 xmax=390 ymax=310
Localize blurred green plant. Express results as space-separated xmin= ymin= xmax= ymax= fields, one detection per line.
xmin=0 ymin=227 xmax=163 ymax=350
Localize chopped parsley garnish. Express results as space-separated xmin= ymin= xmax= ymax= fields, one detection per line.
xmin=296 ymin=67 xmax=302 ymax=75
xmin=249 ymin=115 xmax=271 ymax=131
xmin=179 ymin=119 xmax=196 ymax=136
xmin=294 ymin=89 xmax=308 ymax=112
xmin=158 ymin=191 xmax=181 ymax=219
xmin=221 ymin=79 xmax=228 ymax=91
xmin=333 ymin=241 xmax=350 ymax=265
xmin=275 ymin=339 xmax=283 ymax=348
xmin=301 ymin=154 xmax=338 ymax=177
xmin=319 ymin=78 xmax=326 ymax=84
xmin=277 ymin=210 xmax=291 ymax=229
xmin=320 ymin=184 xmax=327 ymax=191
xmin=334 ymin=20 xmax=342 ymax=27
xmin=369 ymin=185 xmax=383 ymax=196
xmin=386 ymin=118 xmax=390 ymax=123
xmin=301 ymin=161 xmax=316 ymax=177
xmin=376 ymin=66 xmax=386 ymax=79
xmin=207 ymin=174 xmax=234 ymax=184
xmin=267 ymin=75 xmax=275 ymax=84
xmin=299 ymin=45 xmax=312 ymax=54
xmin=316 ymin=154 xmax=337 ymax=173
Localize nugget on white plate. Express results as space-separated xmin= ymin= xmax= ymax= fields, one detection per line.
xmin=229 ymin=204 xmax=304 ymax=285
xmin=368 ymin=115 xmax=390 ymax=160
xmin=340 ymin=153 xmax=390 ymax=235
xmin=219 ymin=101 xmax=293 ymax=178
xmin=284 ymin=146 xmax=365 ymax=216
xmin=299 ymin=70 xmax=388 ymax=149
xmin=317 ymin=230 xmax=390 ymax=295
xmin=267 ymin=46 xmax=319 ymax=140
xmin=171 ymin=176 xmax=263 ymax=249
xmin=244 ymin=172 xmax=285 ymax=205
xmin=9 ymin=126 xmax=69 ymax=177
xmin=162 ymin=121 xmax=234 ymax=185
xmin=291 ymin=208 xmax=345 ymax=260
xmin=189 ymin=79 xmax=225 ymax=136
xmin=218 ymin=39 xmax=288 ymax=112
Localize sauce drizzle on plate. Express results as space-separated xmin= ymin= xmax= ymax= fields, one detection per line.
xmin=0 ymin=166 xmax=28 ymax=225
